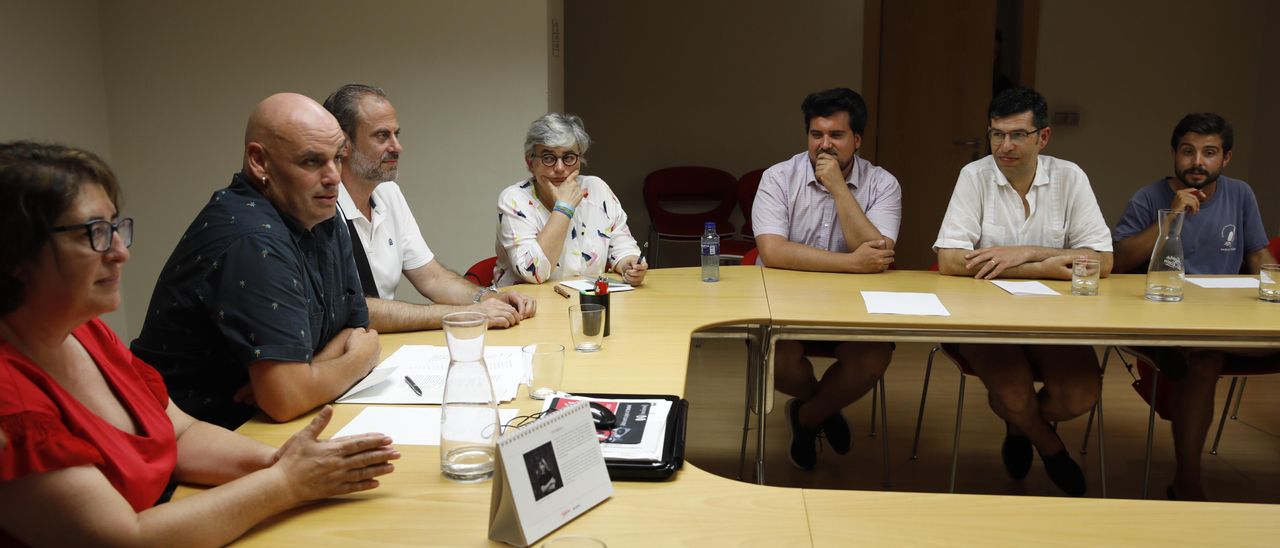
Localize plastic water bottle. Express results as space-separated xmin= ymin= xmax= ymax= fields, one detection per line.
xmin=701 ymin=221 xmax=720 ymax=282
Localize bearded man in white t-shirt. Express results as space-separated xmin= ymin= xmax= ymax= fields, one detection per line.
xmin=323 ymin=84 xmax=535 ymax=332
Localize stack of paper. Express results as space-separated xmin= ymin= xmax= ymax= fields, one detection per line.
xmin=558 ymin=278 xmax=636 ymax=293
xmin=337 ymin=345 xmax=526 ymax=404
xmin=540 ymin=394 xmax=671 ymax=462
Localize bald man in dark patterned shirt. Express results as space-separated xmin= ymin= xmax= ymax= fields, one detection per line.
xmin=133 ymin=93 xmax=378 ymax=429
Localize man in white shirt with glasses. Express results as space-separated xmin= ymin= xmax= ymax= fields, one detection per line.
xmin=934 ymin=87 xmax=1112 ymax=496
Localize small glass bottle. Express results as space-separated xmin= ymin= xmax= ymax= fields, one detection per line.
xmin=1144 ymin=208 xmax=1186 ymax=302
xmin=440 ymin=311 xmax=500 ymax=482
xmin=701 ymin=221 xmax=720 ymax=282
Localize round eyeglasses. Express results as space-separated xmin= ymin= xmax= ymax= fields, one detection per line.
xmin=538 ymin=152 xmax=580 ymax=167
xmin=50 ymin=218 xmax=134 ymax=252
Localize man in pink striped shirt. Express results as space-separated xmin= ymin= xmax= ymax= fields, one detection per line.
xmin=753 ymin=88 xmax=902 ymax=470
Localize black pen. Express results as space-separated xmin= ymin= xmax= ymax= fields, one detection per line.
xmin=636 ymin=241 xmax=649 ymax=266
xmin=404 ymin=375 xmax=423 ymax=396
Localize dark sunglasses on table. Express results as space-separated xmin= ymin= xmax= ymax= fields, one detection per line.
xmin=50 ymin=217 xmax=134 ymax=252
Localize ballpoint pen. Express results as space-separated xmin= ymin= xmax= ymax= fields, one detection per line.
xmin=636 ymin=241 xmax=649 ymax=267
xmin=404 ymin=375 xmax=423 ymax=396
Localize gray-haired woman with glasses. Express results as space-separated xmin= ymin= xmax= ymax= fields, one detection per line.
xmin=0 ymin=142 xmax=398 ymax=546
xmin=494 ymin=113 xmax=647 ymax=287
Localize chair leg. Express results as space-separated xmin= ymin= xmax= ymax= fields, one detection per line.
xmin=1209 ymin=377 xmax=1239 ymax=456
xmin=1095 ymin=397 xmax=1107 ymax=498
xmin=1081 ymin=347 xmax=1114 ymax=455
xmin=869 ymin=381 xmax=879 ymax=437
xmin=911 ymin=346 xmax=939 ymax=460
xmin=1142 ymin=368 xmax=1160 ymax=499
xmin=1230 ymin=377 xmax=1248 ymax=420
xmin=647 ymin=225 xmax=660 ymax=269
xmin=879 ymin=377 xmax=891 ymax=488
xmin=949 ymin=372 xmax=966 ymax=494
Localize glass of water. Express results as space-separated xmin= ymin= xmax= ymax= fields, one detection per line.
xmin=1260 ymin=264 xmax=1280 ymax=302
xmin=1071 ymin=257 xmax=1101 ymax=296
xmin=569 ymin=304 xmax=605 ymax=352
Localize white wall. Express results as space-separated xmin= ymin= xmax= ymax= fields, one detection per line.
xmin=565 ymin=1 xmax=864 ymax=265
xmin=94 ymin=0 xmax=558 ymax=338
xmin=0 ymin=0 xmax=128 ymax=333
xmin=1037 ymin=0 xmax=1278 ymax=233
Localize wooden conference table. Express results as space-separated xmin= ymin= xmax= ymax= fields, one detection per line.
xmin=211 ymin=267 xmax=1280 ymax=547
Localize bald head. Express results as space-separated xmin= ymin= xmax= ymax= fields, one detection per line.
xmin=243 ymin=93 xmax=342 ymax=167
xmin=241 ymin=93 xmax=347 ymax=229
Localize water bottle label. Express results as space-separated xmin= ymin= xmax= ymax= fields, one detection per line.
xmin=701 ymin=243 xmax=718 ymax=256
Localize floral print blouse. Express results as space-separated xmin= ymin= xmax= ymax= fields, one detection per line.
xmin=494 ymin=175 xmax=640 ymax=287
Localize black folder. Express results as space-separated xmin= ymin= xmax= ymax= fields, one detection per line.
xmin=553 ymin=393 xmax=688 ymax=481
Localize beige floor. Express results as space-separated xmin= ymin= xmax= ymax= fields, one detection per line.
xmin=683 ymin=339 xmax=1280 ymax=503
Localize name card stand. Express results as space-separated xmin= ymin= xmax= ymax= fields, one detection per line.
xmin=489 ymin=401 xmax=613 ymax=547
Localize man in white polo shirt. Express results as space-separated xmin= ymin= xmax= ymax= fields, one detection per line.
xmin=323 ymin=84 xmax=535 ymax=332
xmin=753 ymin=87 xmax=901 ymax=471
xmin=934 ymin=87 xmax=1112 ymax=496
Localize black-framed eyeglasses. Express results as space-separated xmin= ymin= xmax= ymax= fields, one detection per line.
xmin=988 ymin=127 xmax=1044 ymax=145
xmin=50 ymin=218 xmax=134 ymax=252
xmin=538 ymin=152 xmax=580 ymax=167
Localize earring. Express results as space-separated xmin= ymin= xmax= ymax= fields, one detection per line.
xmin=262 ymin=176 xmax=268 ymax=186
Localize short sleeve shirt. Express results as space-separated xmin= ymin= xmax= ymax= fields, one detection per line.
xmin=934 ymin=154 xmax=1113 ymax=253
xmin=1112 ymin=176 xmax=1268 ymax=274
xmin=1 ymin=319 xmax=177 ymax=516
xmin=338 ymin=181 xmax=435 ymax=300
xmin=494 ymin=175 xmax=640 ymax=287
xmin=752 ymin=153 xmax=902 ymax=257
xmin=131 ymin=173 xmax=369 ymax=429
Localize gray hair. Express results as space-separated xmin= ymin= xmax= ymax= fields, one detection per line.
xmin=523 ymin=113 xmax=591 ymax=158
xmin=322 ymin=83 xmax=388 ymax=138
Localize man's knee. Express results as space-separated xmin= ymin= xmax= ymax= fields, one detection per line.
xmin=835 ymin=341 xmax=893 ymax=375
xmin=982 ymin=375 xmax=1037 ymax=416
xmin=1047 ymin=378 xmax=1100 ymax=418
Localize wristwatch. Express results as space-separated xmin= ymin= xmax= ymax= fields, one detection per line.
xmin=472 ymin=287 xmax=499 ymax=304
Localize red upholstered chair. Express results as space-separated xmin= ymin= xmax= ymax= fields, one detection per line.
xmin=1104 ymin=346 xmax=1280 ymax=497
xmin=1268 ymin=236 xmax=1280 ymax=262
xmin=737 ymin=169 xmax=765 ymax=241
xmin=740 ymin=247 xmax=759 ymax=266
xmin=642 ymin=166 xmax=752 ymax=266
xmin=464 ymin=256 xmax=498 ymax=288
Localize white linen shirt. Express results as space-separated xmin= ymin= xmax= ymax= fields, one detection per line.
xmin=337 ymin=181 xmax=435 ymax=300
xmin=933 ymin=154 xmax=1113 ymax=253
xmin=494 ymin=175 xmax=641 ymax=287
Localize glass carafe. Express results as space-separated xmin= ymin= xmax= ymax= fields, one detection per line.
xmin=440 ymin=311 xmax=499 ymax=482
xmin=1145 ymin=208 xmax=1186 ymax=302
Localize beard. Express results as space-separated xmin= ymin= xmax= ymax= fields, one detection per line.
xmin=1175 ymin=166 xmax=1220 ymax=190
xmin=350 ymin=148 xmax=399 ymax=183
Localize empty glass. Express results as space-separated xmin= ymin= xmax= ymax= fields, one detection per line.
xmin=524 ymin=343 xmax=565 ymax=399
xmin=569 ymin=304 xmax=605 ymax=352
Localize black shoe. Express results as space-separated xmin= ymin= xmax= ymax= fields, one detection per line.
xmin=1001 ymin=426 xmax=1033 ymax=480
xmin=821 ymin=411 xmax=852 ymax=455
xmin=786 ymin=399 xmax=819 ymax=470
xmin=1040 ymin=449 xmax=1087 ymax=497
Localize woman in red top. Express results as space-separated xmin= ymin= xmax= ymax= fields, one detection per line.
xmin=0 ymin=142 xmax=400 ymax=546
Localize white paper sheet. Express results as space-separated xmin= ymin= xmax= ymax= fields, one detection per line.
xmin=861 ymin=291 xmax=951 ymax=316
xmin=333 ymin=406 xmax=520 ymax=446
xmin=337 ymin=345 xmax=525 ymax=404
xmin=991 ymin=280 xmax=1061 ymax=296
xmin=1186 ymin=276 xmax=1260 ymax=289
xmin=558 ymin=279 xmax=636 ymax=293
